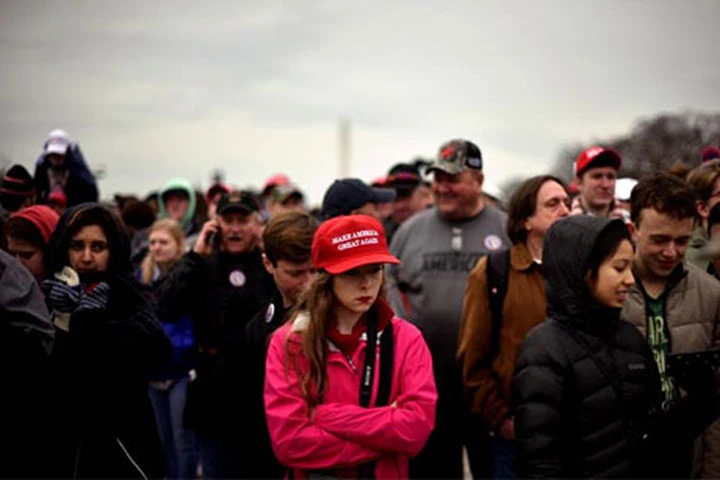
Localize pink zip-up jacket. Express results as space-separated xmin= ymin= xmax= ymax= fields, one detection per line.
xmin=264 ymin=302 xmax=437 ymax=479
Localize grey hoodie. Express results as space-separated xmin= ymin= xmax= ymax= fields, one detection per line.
xmin=0 ymin=249 xmax=54 ymax=354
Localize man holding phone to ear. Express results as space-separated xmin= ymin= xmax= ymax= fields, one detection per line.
xmin=155 ymin=190 xmax=275 ymax=479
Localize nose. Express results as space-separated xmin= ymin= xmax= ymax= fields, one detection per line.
xmin=661 ymin=243 xmax=678 ymax=259
xmin=557 ymin=202 xmax=570 ymax=217
xmin=433 ymin=181 xmax=449 ymax=194
xmin=358 ymin=273 xmax=373 ymax=289
xmin=81 ymin=247 xmax=93 ymax=263
xmin=622 ymin=269 xmax=635 ymax=288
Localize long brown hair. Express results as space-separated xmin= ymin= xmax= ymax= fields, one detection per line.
xmin=140 ymin=219 xmax=186 ymax=284
xmin=285 ymin=269 xmax=387 ymax=405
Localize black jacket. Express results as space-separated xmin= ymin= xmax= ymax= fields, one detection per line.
xmin=45 ymin=204 xmax=170 ymax=478
xmin=154 ymin=248 xmax=275 ymax=434
xmin=513 ymin=216 xmax=661 ymax=478
xmin=242 ymin=288 xmax=288 ymax=478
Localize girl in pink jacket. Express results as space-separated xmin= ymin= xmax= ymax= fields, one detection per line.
xmin=264 ymin=214 xmax=437 ymax=479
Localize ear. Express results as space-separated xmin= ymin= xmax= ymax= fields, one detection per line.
xmin=627 ymin=222 xmax=638 ymax=244
xmin=697 ymin=200 xmax=710 ymax=220
xmin=261 ymin=253 xmax=275 ymax=275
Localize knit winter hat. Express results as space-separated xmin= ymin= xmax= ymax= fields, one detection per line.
xmin=1 ymin=165 xmax=35 ymax=198
xmin=10 ymin=205 xmax=60 ymax=244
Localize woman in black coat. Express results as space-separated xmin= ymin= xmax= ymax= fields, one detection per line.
xmin=513 ymin=216 xmax=660 ymax=478
xmin=43 ymin=204 xmax=171 ymax=478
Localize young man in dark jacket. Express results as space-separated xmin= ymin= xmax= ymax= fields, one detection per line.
xmin=244 ymin=211 xmax=318 ymax=478
xmin=155 ymin=191 xmax=275 ymax=478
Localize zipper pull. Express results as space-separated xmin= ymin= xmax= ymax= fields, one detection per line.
xmin=346 ymin=355 xmax=358 ymax=373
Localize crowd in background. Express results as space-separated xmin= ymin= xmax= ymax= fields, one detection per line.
xmin=1 ymin=128 xmax=719 ymax=479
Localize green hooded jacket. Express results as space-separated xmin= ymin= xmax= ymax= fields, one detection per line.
xmin=158 ymin=178 xmax=197 ymax=233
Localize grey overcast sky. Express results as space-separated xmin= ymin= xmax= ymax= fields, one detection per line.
xmin=1 ymin=0 xmax=719 ymax=204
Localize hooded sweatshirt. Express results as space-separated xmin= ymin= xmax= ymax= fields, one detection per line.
xmin=158 ymin=178 xmax=198 ymax=235
xmin=513 ymin=216 xmax=660 ymax=478
xmin=34 ymin=142 xmax=98 ymax=207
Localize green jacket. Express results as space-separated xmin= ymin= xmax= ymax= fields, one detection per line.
xmin=158 ymin=177 xmax=197 ymax=233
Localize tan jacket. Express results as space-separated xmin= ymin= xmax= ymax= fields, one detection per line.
xmin=458 ymin=242 xmax=546 ymax=431
xmin=621 ymin=262 xmax=720 ymax=478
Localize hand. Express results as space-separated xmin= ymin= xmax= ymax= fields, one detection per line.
xmin=193 ymin=218 xmax=219 ymax=257
xmin=497 ymin=417 xmax=515 ymax=440
xmin=76 ymin=282 xmax=110 ymax=312
xmin=43 ymin=278 xmax=82 ymax=313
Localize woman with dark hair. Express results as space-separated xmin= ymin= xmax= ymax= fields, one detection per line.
xmin=43 ymin=203 xmax=171 ymax=478
xmin=264 ymin=215 xmax=437 ymax=479
xmin=513 ymin=216 xmax=659 ymax=478
xmin=458 ymin=175 xmax=569 ymax=478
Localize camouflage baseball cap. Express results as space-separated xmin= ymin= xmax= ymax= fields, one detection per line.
xmin=428 ymin=139 xmax=483 ymax=175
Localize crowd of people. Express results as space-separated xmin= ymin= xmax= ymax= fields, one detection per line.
xmin=1 ymin=129 xmax=719 ymax=479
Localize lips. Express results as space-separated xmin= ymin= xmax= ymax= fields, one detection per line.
xmin=357 ymin=296 xmax=373 ymax=304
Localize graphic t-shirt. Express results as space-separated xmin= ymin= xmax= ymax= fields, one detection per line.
xmin=646 ymin=295 xmax=678 ymax=410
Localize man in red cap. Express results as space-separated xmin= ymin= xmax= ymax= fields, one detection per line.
xmin=570 ymin=146 xmax=625 ymax=219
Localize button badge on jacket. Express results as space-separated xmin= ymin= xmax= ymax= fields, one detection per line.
xmin=229 ymin=270 xmax=246 ymax=287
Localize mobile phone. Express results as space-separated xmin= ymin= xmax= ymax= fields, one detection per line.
xmin=205 ymin=217 xmax=221 ymax=249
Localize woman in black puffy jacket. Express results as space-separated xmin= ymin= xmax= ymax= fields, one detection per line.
xmin=513 ymin=216 xmax=660 ymax=478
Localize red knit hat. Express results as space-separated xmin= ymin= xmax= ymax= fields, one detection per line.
xmin=312 ymin=215 xmax=399 ymax=274
xmin=10 ymin=205 xmax=60 ymax=244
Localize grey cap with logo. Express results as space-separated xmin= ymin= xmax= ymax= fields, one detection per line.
xmin=427 ymin=139 xmax=483 ymax=175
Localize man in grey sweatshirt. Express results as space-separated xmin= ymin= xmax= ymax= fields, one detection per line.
xmin=388 ymin=139 xmax=509 ymax=479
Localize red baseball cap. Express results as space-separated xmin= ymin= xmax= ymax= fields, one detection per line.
xmin=312 ymin=215 xmax=399 ymax=274
xmin=262 ymin=173 xmax=290 ymax=196
xmin=574 ymin=147 xmax=622 ymax=177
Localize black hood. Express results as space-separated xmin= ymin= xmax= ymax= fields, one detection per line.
xmin=542 ymin=215 xmax=626 ymax=329
xmin=45 ymin=202 xmax=132 ymax=278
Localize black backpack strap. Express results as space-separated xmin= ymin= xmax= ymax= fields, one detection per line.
xmin=482 ymin=248 xmax=511 ymax=368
